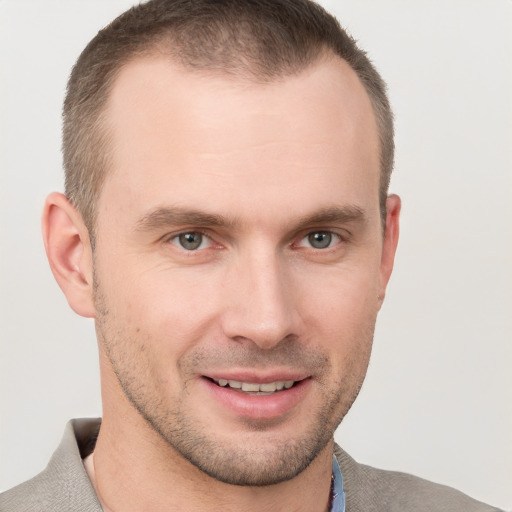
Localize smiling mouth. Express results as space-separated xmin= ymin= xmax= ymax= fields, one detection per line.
xmin=208 ymin=378 xmax=303 ymax=395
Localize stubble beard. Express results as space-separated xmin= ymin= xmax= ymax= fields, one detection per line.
xmin=153 ymin=382 xmax=363 ymax=486
xmin=94 ymin=280 xmax=374 ymax=487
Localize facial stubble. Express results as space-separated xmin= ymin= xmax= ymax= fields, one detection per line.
xmin=93 ymin=276 xmax=374 ymax=486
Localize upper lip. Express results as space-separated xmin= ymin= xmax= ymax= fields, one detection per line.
xmin=202 ymin=370 xmax=311 ymax=384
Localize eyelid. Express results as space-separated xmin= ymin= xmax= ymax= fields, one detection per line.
xmin=293 ymin=229 xmax=348 ymax=250
xmin=161 ymin=227 xmax=349 ymax=251
xmin=163 ymin=229 xmax=225 ymax=253
xmin=174 ymin=232 xmax=210 ymax=250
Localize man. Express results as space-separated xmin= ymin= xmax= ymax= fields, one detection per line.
xmin=0 ymin=0 xmax=505 ymax=511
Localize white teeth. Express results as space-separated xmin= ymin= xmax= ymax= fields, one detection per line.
xmin=241 ymin=382 xmax=260 ymax=392
xmin=215 ymin=379 xmax=296 ymax=393
xmin=259 ymin=382 xmax=277 ymax=392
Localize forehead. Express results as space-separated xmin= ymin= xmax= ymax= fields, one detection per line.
xmin=99 ymin=55 xmax=380 ymax=227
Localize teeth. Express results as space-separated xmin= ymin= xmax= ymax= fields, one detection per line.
xmin=216 ymin=379 xmax=296 ymax=393
xmin=259 ymin=382 xmax=277 ymax=392
xmin=241 ymin=382 xmax=260 ymax=392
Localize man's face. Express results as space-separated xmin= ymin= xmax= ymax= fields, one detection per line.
xmin=92 ymin=55 xmax=397 ymax=485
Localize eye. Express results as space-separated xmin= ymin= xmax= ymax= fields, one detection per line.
xmin=171 ymin=232 xmax=212 ymax=251
xmin=299 ymin=231 xmax=341 ymax=249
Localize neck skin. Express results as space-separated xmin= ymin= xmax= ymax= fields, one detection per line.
xmin=93 ymin=351 xmax=334 ymax=512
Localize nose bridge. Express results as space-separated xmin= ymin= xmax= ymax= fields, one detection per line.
xmin=221 ymin=244 xmax=298 ymax=349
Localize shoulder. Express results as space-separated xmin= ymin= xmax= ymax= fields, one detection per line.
xmin=334 ymin=444 xmax=504 ymax=512
xmin=0 ymin=419 xmax=102 ymax=512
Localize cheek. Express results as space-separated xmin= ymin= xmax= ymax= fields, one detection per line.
xmin=297 ymin=263 xmax=381 ymax=327
xmin=296 ymin=265 xmax=380 ymax=370
xmin=99 ymin=262 xmax=225 ymax=359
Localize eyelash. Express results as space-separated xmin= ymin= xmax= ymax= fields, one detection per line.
xmin=168 ymin=231 xmax=215 ymax=251
xmin=295 ymin=231 xmax=342 ymax=250
xmin=166 ymin=230 xmax=344 ymax=252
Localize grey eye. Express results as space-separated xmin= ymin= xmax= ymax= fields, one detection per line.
xmin=307 ymin=232 xmax=333 ymax=249
xmin=177 ymin=232 xmax=204 ymax=250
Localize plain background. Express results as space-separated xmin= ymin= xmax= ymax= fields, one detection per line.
xmin=0 ymin=0 xmax=510 ymax=508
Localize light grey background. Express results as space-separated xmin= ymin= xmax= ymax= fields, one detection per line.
xmin=1 ymin=0 xmax=511 ymax=508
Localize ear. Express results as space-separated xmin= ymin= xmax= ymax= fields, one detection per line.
xmin=42 ymin=192 xmax=96 ymax=318
xmin=378 ymin=194 xmax=401 ymax=305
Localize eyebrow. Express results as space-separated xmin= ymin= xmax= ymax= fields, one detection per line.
xmin=292 ymin=205 xmax=367 ymax=231
xmin=135 ymin=207 xmax=238 ymax=232
xmin=134 ymin=205 xmax=367 ymax=233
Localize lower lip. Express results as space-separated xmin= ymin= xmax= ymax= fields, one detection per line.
xmin=201 ymin=378 xmax=311 ymax=421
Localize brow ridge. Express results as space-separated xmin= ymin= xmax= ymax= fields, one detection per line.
xmin=135 ymin=207 xmax=238 ymax=231
xmin=135 ymin=204 xmax=367 ymax=233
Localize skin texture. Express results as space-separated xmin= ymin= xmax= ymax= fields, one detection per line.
xmin=42 ymin=54 xmax=400 ymax=512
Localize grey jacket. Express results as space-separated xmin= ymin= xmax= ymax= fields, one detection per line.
xmin=0 ymin=418 xmax=503 ymax=512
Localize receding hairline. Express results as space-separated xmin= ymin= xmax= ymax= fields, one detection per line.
xmin=87 ymin=46 xmax=341 ymax=198
xmin=100 ymin=47 xmax=380 ymax=183
xmin=107 ymin=36 xmax=336 ymax=93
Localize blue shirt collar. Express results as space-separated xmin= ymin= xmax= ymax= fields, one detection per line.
xmin=331 ymin=454 xmax=346 ymax=512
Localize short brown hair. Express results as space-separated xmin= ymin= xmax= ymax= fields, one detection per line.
xmin=63 ymin=0 xmax=394 ymax=238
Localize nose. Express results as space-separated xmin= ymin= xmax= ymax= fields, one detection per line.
xmin=220 ymin=248 xmax=301 ymax=350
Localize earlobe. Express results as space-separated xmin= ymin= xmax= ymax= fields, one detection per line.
xmin=42 ymin=192 xmax=96 ymax=318
xmin=378 ymin=194 xmax=401 ymax=305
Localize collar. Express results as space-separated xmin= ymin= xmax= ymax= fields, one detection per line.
xmin=331 ymin=454 xmax=346 ymax=512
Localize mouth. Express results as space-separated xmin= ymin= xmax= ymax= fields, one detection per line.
xmin=201 ymin=374 xmax=312 ymax=420
xmin=208 ymin=377 xmax=301 ymax=395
